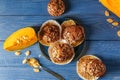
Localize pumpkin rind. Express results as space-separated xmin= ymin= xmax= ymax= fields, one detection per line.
xmin=100 ymin=0 xmax=120 ymax=18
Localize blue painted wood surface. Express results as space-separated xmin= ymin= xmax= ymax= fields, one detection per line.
xmin=0 ymin=0 xmax=120 ymax=80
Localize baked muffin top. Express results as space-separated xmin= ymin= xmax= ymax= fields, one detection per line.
xmin=47 ymin=0 xmax=65 ymax=16
xmin=38 ymin=20 xmax=61 ymax=46
xmin=62 ymin=25 xmax=85 ymax=47
xmin=77 ymin=55 xmax=106 ymax=80
xmin=48 ymin=40 xmax=75 ymax=65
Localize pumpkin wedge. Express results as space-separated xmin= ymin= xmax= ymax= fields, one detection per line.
xmin=3 ymin=27 xmax=38 ymax=51
xmin=99 ymin=0 xmax=120 ymax=18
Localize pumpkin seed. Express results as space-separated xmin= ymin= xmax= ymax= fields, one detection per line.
xmin=105 ymin=10 xmax=110 ymax=17
xmin=16 ymin=40 xmax=20 ymax=44
xmin=117 ymin=30 xmax=120 ymax=37
xmin=25 ymin=50 xmax=30 ymax=56
xmin=106 ymin=18 xmax=113 ymax=23
xmin=22 ymin=59 xmax=27 ymax=64
xmin=112 ymin=22 xmax=119 ymax=26
xmin=23 ymin=35 xmax=28 ymax=39
xmin=33 ymin=68 xmax=40 ymax=72
xmin=15 ymin=51 xmax=21 ymax=56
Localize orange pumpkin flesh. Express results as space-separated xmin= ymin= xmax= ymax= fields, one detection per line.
xmin=3 ymin=27 xmax=38 ymax=51
xmin=100 ymin=0 xmax=120 ymax=18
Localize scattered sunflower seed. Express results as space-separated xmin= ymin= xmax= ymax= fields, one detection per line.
xmin=15 ymin=51 xmax=21 ymax=56
xmin=33 ymin=68 xmax=40 ymax=73
xmin=105 ymin=10 xmax=110 ymax=17
xmin=25 ymin=50 xmax=30 ymax=56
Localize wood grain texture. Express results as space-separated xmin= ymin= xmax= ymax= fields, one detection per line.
xmin=0 ymin=0 xmax=120 ymax=80
xmin=0 ymin=41 xmax=120 ymax=80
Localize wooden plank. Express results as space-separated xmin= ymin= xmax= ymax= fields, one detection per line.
xmin=0 ymin=0 xmax=102 ymax=15
xmin=0 ymin=41 xmax=120 ymax=80
xmin=0 ymin=0 xmax=49 ymax=15
xmin=0 ymin=0 xmax=118 ymax=19
xmin=0 ymin=16 xmax=119 ymax=41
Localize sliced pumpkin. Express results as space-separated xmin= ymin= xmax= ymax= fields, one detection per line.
xmin=100 ymin=0 xmax=120 ymax=18
xmin=3 ymin=27 xmax=38 ymax=51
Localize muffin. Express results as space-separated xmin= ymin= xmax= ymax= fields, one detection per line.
xmin=48 ymin=40 xmax=75 ymax=65
xmin=61 ymin=20 xmax=85 ymax=47
xmin=38 ymin=20 xmax=61 ymax=46
xmin=61 ymin=19 xmax=76 ymax=29
xmin=47 ymin=0 xmax=65 ymax=16
xmin=76 ymin=55 xmax=106 ymax=80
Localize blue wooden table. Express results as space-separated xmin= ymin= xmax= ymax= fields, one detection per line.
xmin=0 ymin=0 xmax=120 ymax=80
